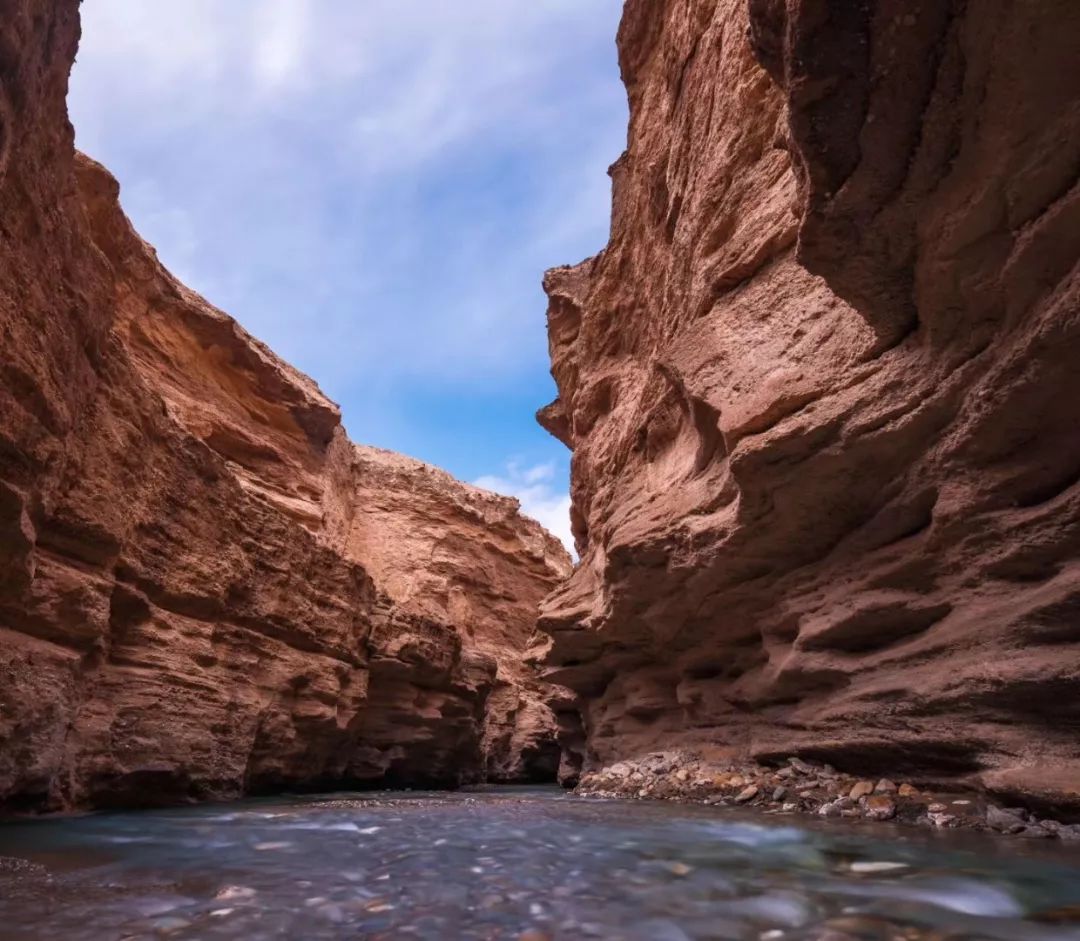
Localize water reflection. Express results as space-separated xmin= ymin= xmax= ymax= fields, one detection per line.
xmin=1 ymin=787 xmax=1079 ymax=940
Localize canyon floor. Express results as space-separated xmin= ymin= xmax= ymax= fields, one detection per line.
xmin=3 ymin=787 xmax=1080 ymax=941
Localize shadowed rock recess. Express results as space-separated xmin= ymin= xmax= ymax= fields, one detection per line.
xmin=0 ymin=1 xmax=571 ymax=813
xmin=537 ymin=0 xmax=1080 ymax=814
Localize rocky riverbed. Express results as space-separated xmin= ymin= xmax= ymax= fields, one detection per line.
xmin=3 ymin=787 xmax=1080 ymax=940
xmin=578 ymin=753 xmax=1080 ymax=842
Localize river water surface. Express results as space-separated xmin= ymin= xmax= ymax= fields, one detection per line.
xmin=1 ymin=787 xmax=1079 ymax=940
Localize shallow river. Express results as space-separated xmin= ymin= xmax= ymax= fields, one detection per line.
xmin=1 ymin=787 xmax=1079 ymax=940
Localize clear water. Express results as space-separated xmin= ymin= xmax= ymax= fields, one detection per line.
xmin=1 ymin=786 xmax=1079 ymax=940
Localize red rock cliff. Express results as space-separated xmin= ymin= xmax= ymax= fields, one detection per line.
xmin=539 ymin=0 xmax=1080 ymax=812
xmin=0 ymin=0 xmax=570 ymax=812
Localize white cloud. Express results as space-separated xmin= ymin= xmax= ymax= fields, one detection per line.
xmin=475 ymin=462 xmax=575 ymax=557
xmin=252 ymin=0 xmax=312 ymax=91
xmin=68 ymin=0 xmax=626 ymax=391
xmin=66 ymin=1 xmax=625 ymax=486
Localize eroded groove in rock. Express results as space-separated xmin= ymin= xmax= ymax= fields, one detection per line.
xmin=0 ymin=0 xmax=573 ymax=813
xmin=538 ymin=0 xmax=1080 ymax=813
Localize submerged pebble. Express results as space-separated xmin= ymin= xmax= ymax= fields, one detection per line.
xmin=0 ymin=788 xmax=1078 ymax=941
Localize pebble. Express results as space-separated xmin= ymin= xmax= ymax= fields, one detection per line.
xmin=986 ymin=805 xmax=1026 ymax=834
xmin=864 ymin=796 xmax=896 ymax=821
xmin=215 ymin=885 xmax=256 ymax=901
xmin=874 ymin=779 xmax=897 ymax=794
xmin=898 ymin=783 xmax=919 ymax=797
xmin=849 ymin=861 xmax=909 ymax=874
xmin=735 ymin=785 xmax=759 ymax=803
xmin=849 ymin=781 xmax=875 ymax=800
xmin=663 ymin=861 xmax=693 ymax=877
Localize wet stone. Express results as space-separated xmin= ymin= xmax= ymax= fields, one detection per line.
xmin=863 ymin=796 xmax=896 ymax=821
xmin=986 ymin=805 xmax=1027 ymax=834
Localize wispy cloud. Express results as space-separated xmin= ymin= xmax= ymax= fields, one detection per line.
xmin=475 ymin=461 xmax=575 ymax=557
xmin=67 ymin=0 xmax=624 ymax=530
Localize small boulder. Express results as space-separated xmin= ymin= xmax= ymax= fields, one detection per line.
xmin=734 ymin=785 xmax=759 ymax=803
xmin=849 ymin=781 xmax=875 ymax=801
xmin=986 ymin=805 xmax=1027 ymax=834
xmin=864 ymin=795 xmax=896 ymax=821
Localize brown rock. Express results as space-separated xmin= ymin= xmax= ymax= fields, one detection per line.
xmin=734 ymin=785 xmax=759 ymax=803
xmin=537 ymin=0 xmax=1080 ymax=811
xmin=849 ymin=781 xmax=875 ymax=801
xmin=863 ymin=796 xmax=897 ymax=822
xmin=0 ymin=1 xmax=571 ymax=813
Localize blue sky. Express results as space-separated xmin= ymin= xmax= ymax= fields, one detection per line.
xmin=68 ymin=1 xmax=627 ymax=551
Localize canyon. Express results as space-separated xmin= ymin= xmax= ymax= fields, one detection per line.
xmin=538 ymin=0 xmax=1080 ymax=816
xmin=2 ymin=0 xmax=1079 ymax=823
xmin=0 ymin=0 xmax=570 ymax=812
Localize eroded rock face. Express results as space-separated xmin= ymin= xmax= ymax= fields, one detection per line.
xmin=0 ymin=0 xmax=570 ymax=812
xmin=539 ymin=0 xmax=1080 ymax=812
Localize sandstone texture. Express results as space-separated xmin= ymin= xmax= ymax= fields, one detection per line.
xmin=0 ymin=0 xmax=570 ymax=813
xmin=539 ymin=0 xmax=1080 ymax=814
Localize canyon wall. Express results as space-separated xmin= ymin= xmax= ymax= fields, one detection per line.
xmin=539 ymin=0 xmax=1080 ymax=812
xmin=0 ymin=0 xmax=570 ymax=813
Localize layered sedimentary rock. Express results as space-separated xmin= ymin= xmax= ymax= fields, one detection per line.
xmin=0 ymin=0 xmax=569 ymax=813
xmin=539 ymin=0 xmax=1080 ymax=812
